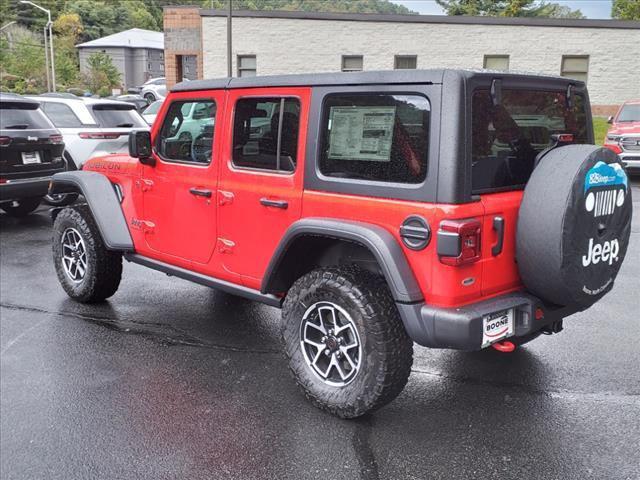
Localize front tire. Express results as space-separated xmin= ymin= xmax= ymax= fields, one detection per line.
xmin=0 ymin=197 xmax=42 ymax=217
xmin=52 ymin=205 xmax=122 ymax=303
xmin=282 ymin=267 xmax=413 ymax=418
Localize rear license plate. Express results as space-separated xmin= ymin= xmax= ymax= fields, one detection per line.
xmin=482 ymin=309 xmax=514 ymax=347
xmin=22 ymin=151 xmax=41 ymax=164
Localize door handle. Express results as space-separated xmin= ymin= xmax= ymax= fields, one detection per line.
xmin=189 ymin=187 xmax=212 ymax=198
xmin=492 ymin=216 xmax=504 ymax=256
xmin=260 ymin=198 xmax=288 ymax=209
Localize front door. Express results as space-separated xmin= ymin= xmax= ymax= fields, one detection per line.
xmin=216 ymin=88 xmax=310 ymax=287
xmin=142 ymin=92 xmax=224 ymax=265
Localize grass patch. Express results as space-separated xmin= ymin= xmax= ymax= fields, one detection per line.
xmin=593 ymin=117 xmax=609 ymax=145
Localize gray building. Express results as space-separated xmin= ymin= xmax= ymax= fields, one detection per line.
xmin=77 ymin=28 xmax=164 ymax=90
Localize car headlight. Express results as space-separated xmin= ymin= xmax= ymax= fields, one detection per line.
xmin=606 ymin=134 xmax=621 ymax=142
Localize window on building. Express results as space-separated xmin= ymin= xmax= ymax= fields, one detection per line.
xmin=237 ymin=55 xmax=257 ymax=77
xmin=394 ymin=55 xmax=417 ymax=70
xmin=484 ymin=55 xmax=510 ymax=71
xmin=561 ymin=55 xmax=589 ymax=83
xmin=41 ymin=102 xmax=84 ymax=128
xmin=156 ymin=100 xmax=217 ymax=164
xmin=232 ymin=97 xmax=300 ymax=172
xmin=319 ymin=93 xmax=430 ymax=184
xmin=341 ymin=55 xmax=363 ymax=72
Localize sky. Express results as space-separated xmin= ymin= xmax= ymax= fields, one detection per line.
xmin=391 ymin=1 xmax=613 ymax=19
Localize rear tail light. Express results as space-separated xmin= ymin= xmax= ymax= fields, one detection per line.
xmin=0 ymin=136 xmax=11 ymax=146
xmin=49 ymin=134 xmax=63 ymax=144
xmin=79 ymin=132 xmax=123 ymax=140
xmin=437 ymin=218 xmax=482 ymax=266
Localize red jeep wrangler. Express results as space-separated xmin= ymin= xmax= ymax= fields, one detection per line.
xmin=49 ymin=70 xmax=632 ymax=418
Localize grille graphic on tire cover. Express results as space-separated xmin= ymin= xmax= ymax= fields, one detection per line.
xmin=584 ymin=161 xmax=628 ymax=218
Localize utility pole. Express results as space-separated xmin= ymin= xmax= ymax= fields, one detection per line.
xmin=20 ymin=1 xmax=56 ymax=92
xmin=227 ymin=0 xmax=232 ymax=77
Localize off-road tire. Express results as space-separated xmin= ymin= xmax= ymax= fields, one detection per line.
xmin=282 ymin=267 xmax=413 ymax=418
xmin=1 ymin=197 xmax=42 ymax=217
xmin=52 ymin=205 xmax=122 ymax=303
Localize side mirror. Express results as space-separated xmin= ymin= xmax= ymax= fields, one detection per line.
xmin=128 ymin=130 xmax=155 ymax=166
xmin=607 ymin=116 xmax=614 ymax=124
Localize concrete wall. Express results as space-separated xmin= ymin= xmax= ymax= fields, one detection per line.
xmin=201 ymin=15 xmax=640 ymax=112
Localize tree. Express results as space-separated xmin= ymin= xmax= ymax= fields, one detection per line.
xmin=435 ymin=0 xmax=583 ymax=18
xmin=84 ymin=52 xmax=121 ymax=95
xmin=612 ymin=0 xmax=640 ymax=20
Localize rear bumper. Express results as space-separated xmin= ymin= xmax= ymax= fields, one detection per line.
xmin=397 ymin=291 xmax=578 ymax=351
xmin=0 ymin=176 xmax=51 ymax=202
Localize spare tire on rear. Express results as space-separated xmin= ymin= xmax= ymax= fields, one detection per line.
xmin=517 ymin=145 xmax=632 ymax=308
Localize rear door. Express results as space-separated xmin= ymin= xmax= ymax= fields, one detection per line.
xmin=216 ymin=88 xmax=310 ymax=288
xmin=471 ymin=86 xmax=591 ymax=296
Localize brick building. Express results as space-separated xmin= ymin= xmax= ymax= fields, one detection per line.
xmin=163 ymin=7 xmax=640 ymax=114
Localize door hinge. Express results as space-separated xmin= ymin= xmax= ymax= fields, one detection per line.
xmin=130 ymin=218 xmax=155 ymax=233
xmin=218 ymin=190 xmax=234 ymax=206
xmin=135 ymin=178 xmax=154 ymax=192
xmin=217 ymin=238 xmax=235 ymax=254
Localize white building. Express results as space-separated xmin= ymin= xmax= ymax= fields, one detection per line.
xmin=164 ymin=8 xmax=640 ymax=115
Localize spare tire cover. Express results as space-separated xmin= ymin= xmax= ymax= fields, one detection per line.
xmin=517 ymin=145 xmax=632 ymax=308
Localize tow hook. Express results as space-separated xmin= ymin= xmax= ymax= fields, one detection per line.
xmin=491 ymin=340 xmax=516 ymax=353
xmin=542 ymin=320 xmax=564 ymax=335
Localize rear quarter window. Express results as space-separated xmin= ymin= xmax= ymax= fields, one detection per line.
xmin=318 ymin=93 xmax=430 ymax=184
xmin=91 ymin=105 xmax=147 ymax=128
xmin=472 ymin=89 xmax=589 ymax=192
xmin=41 ymin=102 xmax=84 ymax=128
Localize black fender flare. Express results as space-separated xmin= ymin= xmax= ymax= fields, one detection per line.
xmin=261 ymin=218 xmax=423 ymax=303
xmin=49 ymin=171 xmax=134 ymax=251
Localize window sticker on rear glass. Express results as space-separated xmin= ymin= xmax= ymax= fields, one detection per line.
xmin=328 ymin=106 xmax=396 ymax=162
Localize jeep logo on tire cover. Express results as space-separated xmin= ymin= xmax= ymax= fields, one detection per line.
xmin=576 ymin=157 xmax=631 ymax=297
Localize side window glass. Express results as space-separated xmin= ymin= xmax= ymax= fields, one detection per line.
xmin=319 ymin=94 xmax=430 ymax=184
xmin=42 ymin=102 xmax=83 ymax=128
xmin=232 ymin=97 xmax=300 ymax=173
xmin=157 ymin=100 xmax=216 ymax=164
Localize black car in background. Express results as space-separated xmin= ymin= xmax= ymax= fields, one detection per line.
xmin=0 ymin=93 xmax=66 ymax=217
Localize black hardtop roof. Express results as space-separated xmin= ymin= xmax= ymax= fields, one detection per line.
xmin=171 ymin=69 xmax=581 ymax=93
xmin=0 ymin=92 xmax=40 ymax=106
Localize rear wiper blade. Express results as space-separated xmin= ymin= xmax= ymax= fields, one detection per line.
xmin=4 ymin=124 xmax=29 ymax=129
xmin=116 ymin=123 xmax=134 ymax=128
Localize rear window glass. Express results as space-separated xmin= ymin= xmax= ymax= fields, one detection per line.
xmin=232 ymin=97 xmax=300 ymax=173
xmin=91 ymin=105 xmax=147 ymax=128
xmin=472 ymin=89 xmax=588 ymax=192
xmin=319 ymin=94 xmax=429 ymax=184
xmin=0 ymin=104 xmax=52 ymax=130
xmin=41 ymin=102 xmax=83 ymax=128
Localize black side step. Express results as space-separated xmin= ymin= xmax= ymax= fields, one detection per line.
xmin=125 ymin=254 xmax=283 ymax=308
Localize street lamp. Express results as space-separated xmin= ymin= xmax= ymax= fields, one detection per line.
xmin=20 ymin=0 xmax=56 ymax=92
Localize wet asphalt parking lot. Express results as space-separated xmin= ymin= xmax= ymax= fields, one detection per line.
xmin=1 ymin=180 xmax=639 ymax=480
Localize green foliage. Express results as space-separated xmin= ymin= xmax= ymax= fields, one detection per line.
xmin=0 ymin=25 xmax=48 ymax=92
xmin=84 ymin=51 xmax=121 ymax=93
xmin=593 ymin=117 xmax=609 ymax=146
xmin=612 ymin=0 xmax=640 ymax=20
xmin=435 ymin=0 xmax=584 ymax=18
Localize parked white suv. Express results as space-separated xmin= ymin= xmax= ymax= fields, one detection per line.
xmin=30 ymin=95 xmax=148 ymax=205
xmin=139 ymin=77 xmax=167 ymax=103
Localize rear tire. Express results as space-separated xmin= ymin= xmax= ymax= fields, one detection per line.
xmin=282 ymin=267 xmax=413 ymax=418
xmin=52 ymin=205 xmax=122 ymax=303
xmin=44 ymin=154 xmax=80 ymax=207
xmin=0 ymin=197 xmax=42 ymax=217
xmin=144 ymin=93 xmax=156 ymax=103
